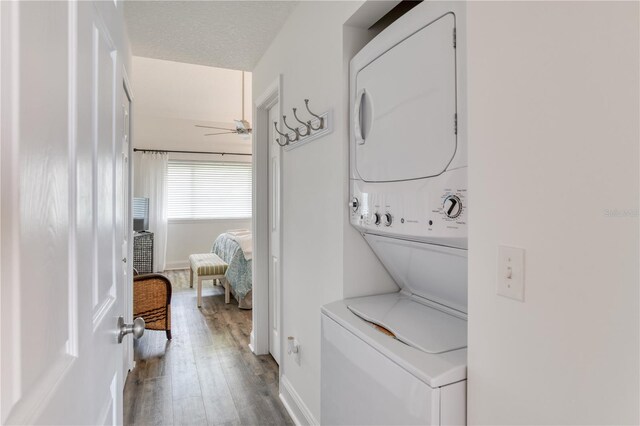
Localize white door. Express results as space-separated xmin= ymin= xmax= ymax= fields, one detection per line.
xmin=268 ymin=102 xmax=281 ymax=364
xmin=0 ymin=1 xmax=131 ymax=424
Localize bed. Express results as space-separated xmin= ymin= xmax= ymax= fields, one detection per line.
xmin=211 ymin=230 xmax=252 ymax=309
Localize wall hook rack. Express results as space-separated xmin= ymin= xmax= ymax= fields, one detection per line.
xmin=274 ymin=121 xmax=291 ymax=147
xmin=273 ymin=98 xmax=333 ymax=150
xmin=282 ymin=115 xmax=300 ymax=142
xmin=292 ymin=108 xmax=311 ymax=137
xmin=304 ymin=99 xmax=324 ymax=131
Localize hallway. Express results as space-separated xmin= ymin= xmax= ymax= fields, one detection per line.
xmin=124 ymin=271 xmax=292 ymax=426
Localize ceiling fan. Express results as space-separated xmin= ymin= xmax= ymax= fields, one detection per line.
xmin=195 ymin=70 xmax=252 ymax=137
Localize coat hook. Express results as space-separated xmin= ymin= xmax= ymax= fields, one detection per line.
xmin=304 ymin=99 xmax=324 ymax=131
xmin=282 ymin=115 xmax=300 ymax=142
xmin=292 ymin=108 xmax=311 ymax=137
xmin=273 ymin=121 xmax=290 ymax=147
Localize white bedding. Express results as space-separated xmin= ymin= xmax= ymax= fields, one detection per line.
xmin=225 ymin=229 xmax=252 ymax=260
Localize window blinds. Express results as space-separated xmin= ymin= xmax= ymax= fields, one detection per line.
xmin=167 ymin=160 xmax=252 ymax=219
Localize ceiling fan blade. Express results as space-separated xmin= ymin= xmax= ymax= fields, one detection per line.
xmin=204 ymin=131 xmax=238 ymax=136
xmin=195 ymin=124 xmax=235 ymax=131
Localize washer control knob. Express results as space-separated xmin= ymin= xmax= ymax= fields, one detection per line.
xmin=373 ymin=213 xmax=381 ymax=226
xmin=349 ymin=197 xmax=359 ymax=212
xmin=443 ymin=195 xmax=462 ymax=219
xmin=384 ymin=213 xmax=392 ymax=226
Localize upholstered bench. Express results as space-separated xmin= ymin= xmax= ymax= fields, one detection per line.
xmin=189 ymin=253 xmax=229 ymax=308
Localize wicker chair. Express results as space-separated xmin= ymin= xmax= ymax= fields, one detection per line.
xmin=133 ymin=272 xmax=172 ymax=340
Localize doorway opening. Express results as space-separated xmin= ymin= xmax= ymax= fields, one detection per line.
xmin=123 ymin=61 xmax=289 ymax=425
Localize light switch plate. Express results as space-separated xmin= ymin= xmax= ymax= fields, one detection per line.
xmin=497 ymin=245 xmax=525 ymax=302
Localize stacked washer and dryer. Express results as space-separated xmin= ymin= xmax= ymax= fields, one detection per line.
xmin=321 ymin=2 xmax=467 ymax=425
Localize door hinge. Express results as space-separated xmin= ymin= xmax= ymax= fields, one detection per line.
xmin=453 ymin=28 xmax=457 ymax=48
xmin=454 ymin=113 xmax=458 ymax=135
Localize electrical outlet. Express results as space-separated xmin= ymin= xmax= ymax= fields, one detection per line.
xmin=288 ymin=336 xmax=301 ymax=365
xmin=497 ymin=246 xmax=525 ymax=302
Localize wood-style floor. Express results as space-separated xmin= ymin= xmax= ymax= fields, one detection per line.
xmin=124 ymin=270 xmax=292 ymax=426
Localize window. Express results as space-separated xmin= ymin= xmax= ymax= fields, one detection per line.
xmin=167 ymin=160 xmax=252 ymax=219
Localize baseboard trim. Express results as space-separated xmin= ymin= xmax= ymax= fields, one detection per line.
xmin=279 ymin=374 xmax=318 ymax=426
xmin=164 ymin=261 xmax=189 ymax=270
xmin=248 ymin=330 xmax=256 ymax=354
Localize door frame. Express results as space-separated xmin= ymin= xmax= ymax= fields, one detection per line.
xmin=122 ymin=67 xmax=135 ymax=374
xmin=251 ymin=75 xmax=283 ymax=361
xmin=266 ymin=99 xmax=282 ymax=364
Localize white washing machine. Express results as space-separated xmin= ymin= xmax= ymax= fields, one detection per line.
xmin=321 ymin=2 xmax=467 ymax=425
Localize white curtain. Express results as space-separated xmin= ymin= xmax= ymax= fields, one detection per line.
xmin=133 ymin=151 xmax=168 ymax=272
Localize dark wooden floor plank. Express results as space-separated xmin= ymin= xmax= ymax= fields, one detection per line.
xmin=123 ymin=270 xmax=290 ymax=426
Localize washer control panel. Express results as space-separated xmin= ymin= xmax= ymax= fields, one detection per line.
xmin=443 ymin=195 xmax=462 ymax=219
xmin=350 ymin=168 xmax=467 ymax=247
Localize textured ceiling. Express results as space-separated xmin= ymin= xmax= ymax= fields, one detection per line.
xmin=131 ymin=56 xmax=253 ymax=153
xmin=124 ymin=1 xmax=298 ymax=71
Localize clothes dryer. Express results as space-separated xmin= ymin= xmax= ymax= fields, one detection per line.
xmin=321 ymin=2 xmax=468 ymax=424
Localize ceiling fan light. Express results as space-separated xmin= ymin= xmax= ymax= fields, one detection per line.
xmin=199 ymin=71 xmax=252 ymax=138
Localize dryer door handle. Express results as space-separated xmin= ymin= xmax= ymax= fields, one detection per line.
xmin=354 ymin=89 xmax=366 ymax=145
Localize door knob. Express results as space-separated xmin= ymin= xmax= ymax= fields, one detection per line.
xmin=118 ymin=316 xmax=145 ymax=343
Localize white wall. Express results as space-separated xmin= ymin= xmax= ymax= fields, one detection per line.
xmin=255 ymin=1 xmax=639 ymax=424
xmin=252 ymin=1 xmax=398 ymax=422
xmin=132 ymin=57 xmax=253 ymax=269
xmin=132 ymin=56 xmax=252 ymax=155
xmin=165 ymin=219 xmax=251 ymax=269
xmin=466 ymin=2 xmax=639 ymax=424
xmin=133 ymin=56 xmax=251 ymax=122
